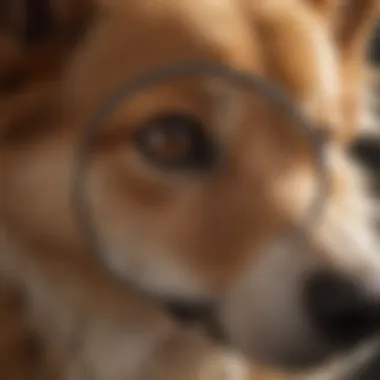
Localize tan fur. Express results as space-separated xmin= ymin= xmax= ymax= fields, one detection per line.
xmin=0 ymin=1 xmax=379 ymax=379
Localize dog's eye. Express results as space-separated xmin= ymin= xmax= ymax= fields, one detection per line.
xmin=134 ymin=113 xmax=217 ymax=171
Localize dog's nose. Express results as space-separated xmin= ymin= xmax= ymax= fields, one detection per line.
xmin=304 ymin=271 xmax=380 ymax=348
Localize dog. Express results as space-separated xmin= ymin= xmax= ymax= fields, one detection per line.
xmin=1 ymin=0 xmax=380 ymax=379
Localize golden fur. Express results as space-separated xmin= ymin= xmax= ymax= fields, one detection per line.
xmin=0 ymin=0 xmax=380 ymax=379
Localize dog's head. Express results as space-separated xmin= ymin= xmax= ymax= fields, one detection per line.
xmin=2 ymin=0 xmax=380 ymax=371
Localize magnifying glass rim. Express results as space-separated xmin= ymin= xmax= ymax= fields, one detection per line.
xmin=72 ymin=59 xmax=329 ymax=298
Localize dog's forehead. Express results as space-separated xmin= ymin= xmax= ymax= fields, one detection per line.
xmin=66 ymin=0 xmax=340 ymax=128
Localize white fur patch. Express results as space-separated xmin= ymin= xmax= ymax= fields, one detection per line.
xmin=312 ymin=24 xmax=340 ymax=112
xmin=104 ymin=244 xmax=214 ymax=302
xmin=199 ymin=350 xmax=250 ymax=380
xmin=303 ymin=15 xmax=342 ymax=128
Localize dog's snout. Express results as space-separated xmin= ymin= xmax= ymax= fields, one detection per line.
xmin=304 ymin=271 xmax=380 ymax=348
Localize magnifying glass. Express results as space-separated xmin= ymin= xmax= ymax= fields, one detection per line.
xmin=72 ymin=59 xmax=330 ymax=308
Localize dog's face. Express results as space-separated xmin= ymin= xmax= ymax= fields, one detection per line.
xmin=2 ymin=0 xmax=380 ymax=371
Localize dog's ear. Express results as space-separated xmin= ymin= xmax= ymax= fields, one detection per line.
xmin=308 ymin=0 xmax=379 ymax=50
xmin=0 ymin=0 xmax=93 ymax=46
xmin=309 ymin=0 xmax=380 ymax=143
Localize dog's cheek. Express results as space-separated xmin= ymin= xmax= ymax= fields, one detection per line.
xmin=1 ymin=134 xmax=85 ymax=255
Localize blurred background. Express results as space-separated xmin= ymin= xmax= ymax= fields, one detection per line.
xmin=349 ymin=21 xmax=380 ymax=380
